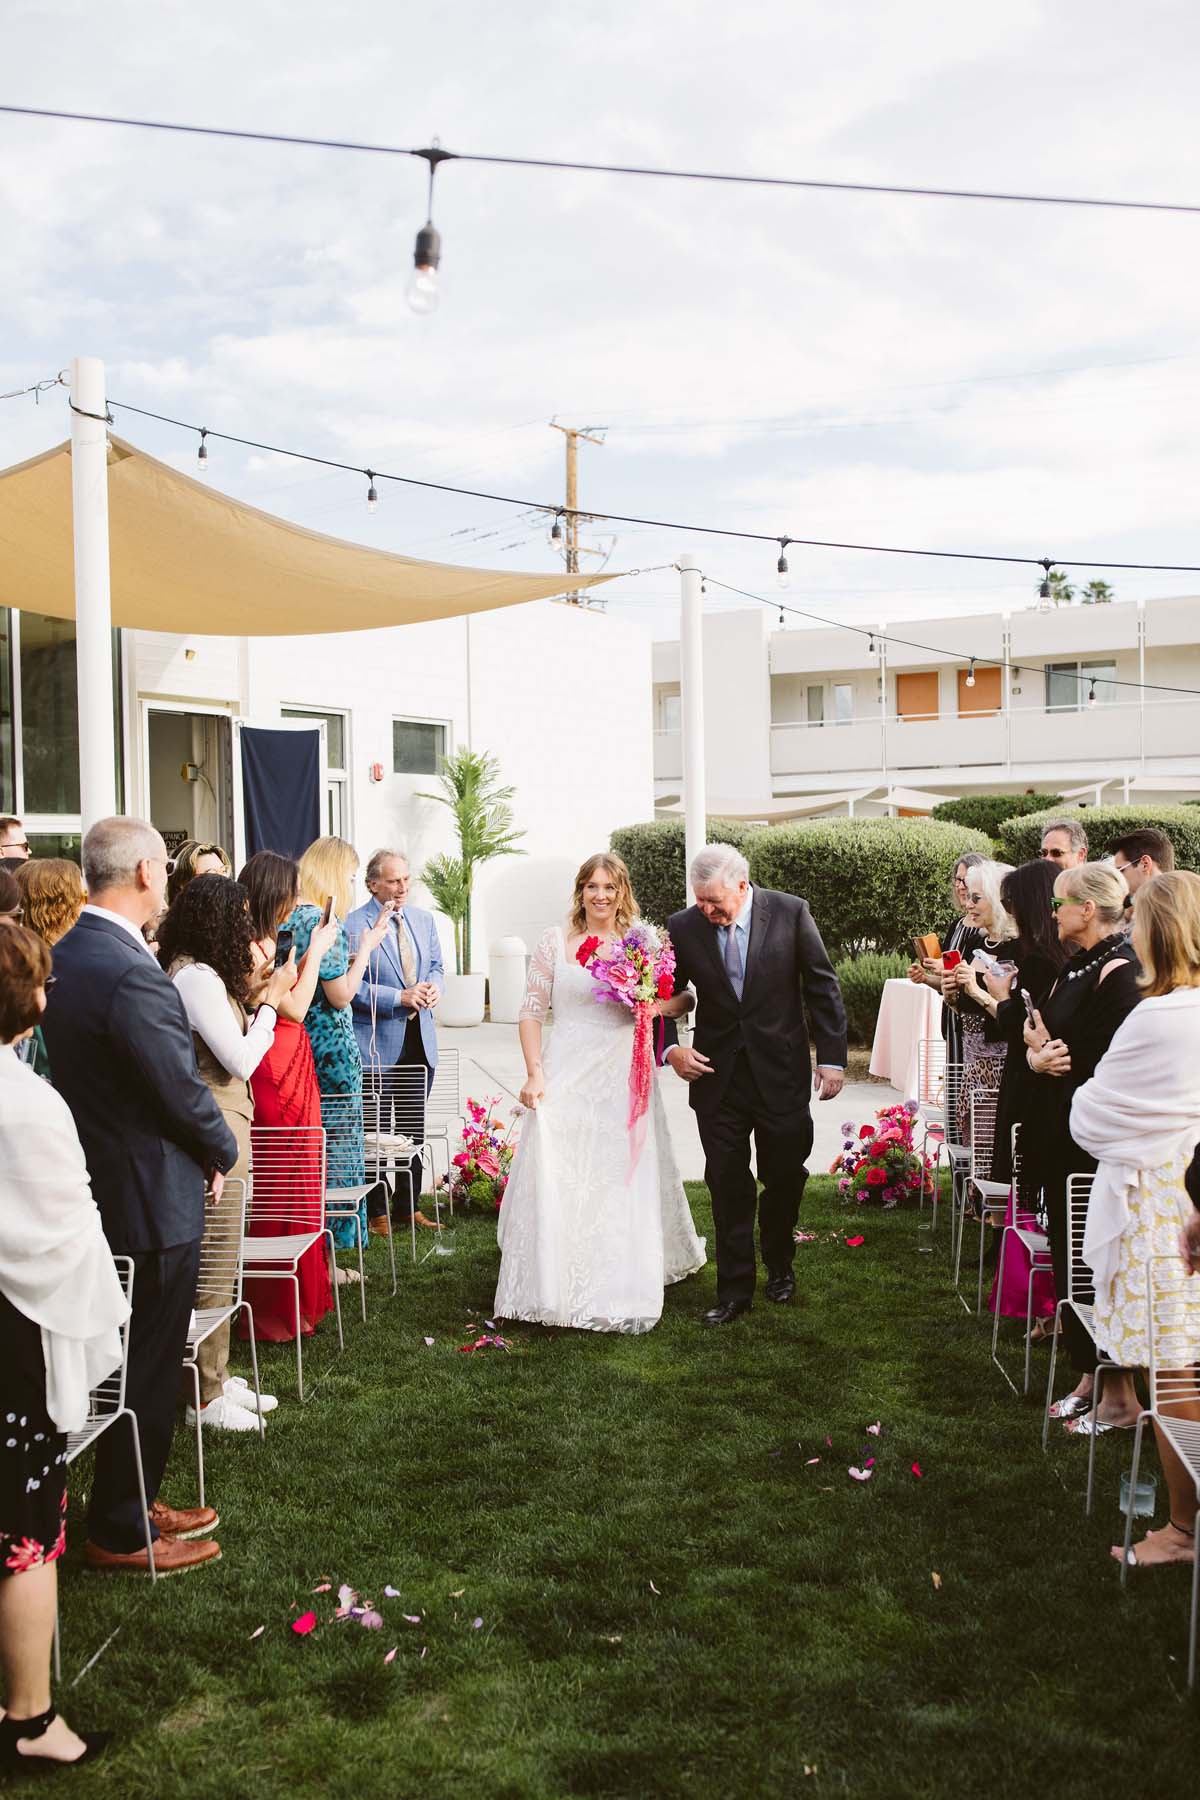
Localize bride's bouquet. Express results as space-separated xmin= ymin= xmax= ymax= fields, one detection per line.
xmin=576 ymin=922 xmax=676 ymax=1173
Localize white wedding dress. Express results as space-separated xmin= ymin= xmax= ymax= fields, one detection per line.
xmin=494 ymin=925 xmax=706 ymax=1333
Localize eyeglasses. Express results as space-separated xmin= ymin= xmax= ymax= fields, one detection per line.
xmin=965 ymin=893 xmax=985 ymax=906
xmin=1039 ymin=848 xmax=1065 ymax=859
xmin=3 ymin=840 xmax=30 ymax=852
xmin=1050 ymin=895 xmax=1085 ymax=910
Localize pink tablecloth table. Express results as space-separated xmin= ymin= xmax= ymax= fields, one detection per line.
xmin=868 ymin=978 xmax=944 ymax=1101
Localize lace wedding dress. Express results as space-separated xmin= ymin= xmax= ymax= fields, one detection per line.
xmin=494 ymin=925 xmax=706 ymax=1333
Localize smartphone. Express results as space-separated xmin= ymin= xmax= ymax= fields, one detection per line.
xmin=320 ymin=893 xmax=334 ymax=927
xmin=274 ymin=927 xmax=295 ymax=969
xmin=942 ymin=949 xmax=962 ymax=972
xmin=1020 ymin=987 xmax=1037 ymax=1025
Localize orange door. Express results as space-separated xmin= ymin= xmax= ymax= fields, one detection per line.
xmin=895 ymin=671 xmax=940 ymax=720
xmin=957 ymin=666 xmax=1001 ymax=717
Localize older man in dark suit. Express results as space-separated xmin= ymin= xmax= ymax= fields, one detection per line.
xmin=664 ymin=843 xmax=847 ymax=1325
xmin=42 ymin=816 xmax=238 ymax=1574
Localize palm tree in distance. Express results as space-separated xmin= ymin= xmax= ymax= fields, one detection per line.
xmin=1047 ymin=570 xmax=1076 ymax=607
xmin=1080 ymin=579 xmax=1115 ymax=604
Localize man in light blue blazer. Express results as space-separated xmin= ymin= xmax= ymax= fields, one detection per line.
xmin=345 ymin=848 xmax=443 ymax=1231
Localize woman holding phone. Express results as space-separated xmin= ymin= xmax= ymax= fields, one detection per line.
xmin=238 ymin=852 xmax=339 ymax=1343
xmin=290 ymin=838 xmax=392 ymax=1258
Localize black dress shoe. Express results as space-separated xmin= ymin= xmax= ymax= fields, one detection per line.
xmin=764 ymin=1273 xmax=796 ymax=1303
xmin=702 ymin=1300 xmax=752 ymax=1326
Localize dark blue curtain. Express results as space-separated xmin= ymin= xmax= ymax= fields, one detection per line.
xmin=241 ymin=726 xmax=321 ymax=860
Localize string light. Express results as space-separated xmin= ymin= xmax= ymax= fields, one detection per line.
xmin=776 ymin=538 xmax=790 ymax=589
xmin=196 ymin=427 xmax=208 ymax=475
xmin=365 ymin=470 xmax=378 ymax=514
xmin=966 ymin=657 xmax=976 ymax=687
xmin=406 ymin=146 xmax=449 ymax=315
xmin=1087 ymin=678 xmax=1098 ymax=707
xmin=549 ymin=510 xmax=564 ymax=547
xmin=1038 ymin=557 xmax=1053 ymax=602
xmin=868 ymin=631 xmax=876 ymax=656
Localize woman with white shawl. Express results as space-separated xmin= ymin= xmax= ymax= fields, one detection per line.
xmin=1071 ymin=871 xmax=1200 ymax=1572
xmin=0 ymin=925 xmax=129 ymax=1771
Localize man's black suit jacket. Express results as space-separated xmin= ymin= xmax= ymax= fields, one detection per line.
xmin=663 ymin=888 xmax=847 ymax=1119
xmin=42 ymin=912 xmax=238 ymax=1254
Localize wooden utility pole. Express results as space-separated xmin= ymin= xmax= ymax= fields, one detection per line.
xmin=549 ymin=419 xmax=606 ymax=604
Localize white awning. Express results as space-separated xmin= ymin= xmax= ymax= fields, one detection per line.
xmin=656 ymin=789 xmax=878 ymax=821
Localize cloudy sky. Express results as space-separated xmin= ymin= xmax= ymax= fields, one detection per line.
xmin=3 ymin=0 xmax=1200 ymax=642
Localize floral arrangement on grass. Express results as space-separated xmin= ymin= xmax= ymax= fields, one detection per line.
xmin=450 ymin=1097 xmax=519 ymax=1213
xmin=829 ymin=1100 xmax=934 ymax=1208
xmin=576 ymin=920 xmax=675 ymax=1171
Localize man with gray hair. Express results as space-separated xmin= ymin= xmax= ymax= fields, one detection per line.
xmin=42 ymin=816 xmax=238 ymax=1575
xmin=1039 ymin=819 xmax=1088 ymax=868
xmin=662 ymin=842 xmax=847 ymax=1325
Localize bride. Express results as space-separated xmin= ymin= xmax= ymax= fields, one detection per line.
xmin=494 ymin=852 xmax=706 ymax=1333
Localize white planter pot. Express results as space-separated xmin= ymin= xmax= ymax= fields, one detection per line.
xmin=439 ymin=971 xmax=487 ymax=1028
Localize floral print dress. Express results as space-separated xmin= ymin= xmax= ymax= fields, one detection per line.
xmin=288 ymin=903 xmax=366 ymax=1249
xmin=0 ymin=1291 xmax=68 ymax=1577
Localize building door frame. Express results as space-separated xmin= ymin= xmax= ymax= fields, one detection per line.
xmin=138 ymin=697 xmax=236 ymax=854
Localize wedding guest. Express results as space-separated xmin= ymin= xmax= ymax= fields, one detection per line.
xmin=1039 ymin=819 xmax=1088 ymax=868
xmin=40 ymin=816 xmax=236 ymax=1574
xmin=15 ymin=860 xmax=87 ymax=1080
xmin=0 ymin=925 xmax=128 ymax=1772
xmin=907 ymin=850 xmax=987 ymax=1069
xmin=1022 ymin=861 xmax=1142 ymax=1434
xmin=0 ymin=870 xmax=20 ymax=922
xmin=158 ymin=875 xmax=295 ymax=1430
xmin=1070 ymin=872 xmax=1200 ymax=1568
xmin=941 ymin=859 xmax=1016 ymax=1141
xmin=1110 ymin=828 xmax=1175 ymax=928
xmin=238 ymin=852 xmax=338 ymax=1342
xmin=0 ymin=815 xmax=31 ymax=862
xmin=290 ymin=838 xmax=391 ymax=1258
xmin=165 ymin=839 xmax=232 ymax=908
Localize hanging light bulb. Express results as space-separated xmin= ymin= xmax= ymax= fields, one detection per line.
xmin=776 ymin=538 xmax=790 ymax=589
xmin=406 ymin=145 xmax=450 ymax=315
xmin=1039 ymin=557 xmax=1053 ymax=603
xmin=197 ymin=427 xmax=209 ymax=475
xmin=549 ymin=511 xmax=564 ymax=548
xmin=966 ymin=657 xmax=977 ymax=688
xmin=365 ymin=471 xmax=378 ymax=514
xmin=778 ymin=605 xmax=786 ymax=627
xmin=1087 ymin=678 xmax=1097 ymax=708
xmin=868 ymin=632 xmax=875 ymax=657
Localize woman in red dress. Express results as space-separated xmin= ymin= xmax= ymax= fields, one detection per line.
xmin=238 ymin=853 xmax=339 ymax=1341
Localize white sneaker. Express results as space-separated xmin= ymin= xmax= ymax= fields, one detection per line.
xmin=186 ymin=1395 xmax=262 ymax=1432
xmin=224 ymin=1376 xmax=278 ymax=1415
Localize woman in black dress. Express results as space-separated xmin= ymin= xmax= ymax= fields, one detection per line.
xmin=0 ymin=926 xmax=126 ymax=1771
xmin=907 ymin=851 xmax=987 ymax=1071
xmin=1020 ymin=863 xmax=1143 ymax=1432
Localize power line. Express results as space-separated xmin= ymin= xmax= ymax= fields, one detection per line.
xmin=0 ymin=371 xmax=66 ymax=403
xmin=106 ymin=396 xmax=1200 ymax=577
xmin=701 ymin=573 xmax=1200 ymax=700
xmin=3 ymin=104 xmax=1200 ymax=216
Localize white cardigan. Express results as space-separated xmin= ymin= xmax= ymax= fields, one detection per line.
xmin=0 ymin=1047 xmax=130 ymax=1430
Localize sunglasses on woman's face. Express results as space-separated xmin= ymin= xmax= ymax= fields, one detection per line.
xmin=1050 ymin=895 xmax=1084 ymax=910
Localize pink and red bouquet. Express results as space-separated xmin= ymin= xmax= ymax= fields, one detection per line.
xmin=450 ymin=1096 xmax=519 ymax=1213
xmin=829 ymin=1100 xmax=934 ymax=1209
xmin=576 ymin=921 xmax=675 ymax=1170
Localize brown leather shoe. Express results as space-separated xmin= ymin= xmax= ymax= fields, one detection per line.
xmin=85 ymin=1535 xmax=221 ymax=1576
xmin=414 ymin=1211 xmax=444 ymax=1231
xmin=148 ymin=1501 xmax=219 ymax=1540
xmin=368 ymin=1214 xmax=392 ymax=1237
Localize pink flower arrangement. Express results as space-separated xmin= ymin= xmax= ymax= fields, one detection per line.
xmin=450 ymin=1096 xmax=519 ymax=1213
xmin=829 ymin=1100 xmax=934 ymax=1209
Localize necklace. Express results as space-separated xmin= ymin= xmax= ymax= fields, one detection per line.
xmin=1064 ymin=935 xmax=1127 ymax=982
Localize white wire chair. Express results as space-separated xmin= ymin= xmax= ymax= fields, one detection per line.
xmin=362 ymin=1062 xmax=443 ymax=1264
xmin=54 ymin=1256 xmax=153 ymax=1679
xmin=318 ymin=1093 xmax=376 ymax=1319
xmin=182 ymin=1179 xmax=263 ymax=1504
xmin=1041 ymin=1172 xmax=1118 ymax=1514
xmin=953 ymin=1086 xmax=1008 ymax=1312
xmin=242 ymin=1126 xmax=343 ymax=1401
xmin=930 ymin=1056 xmax=968 ymax=1249
xmin=914 ymin=1036 xmax=948 ymax=1238
xmin=989 ymin=1126 xmax=1054 ymax=1394
xmin=1118 ymin=1253 xmax=1200 ymax=1687
xmin=425 ymin=1047 xmax=465 ymax=1204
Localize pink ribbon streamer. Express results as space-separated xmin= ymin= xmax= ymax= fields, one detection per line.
xmin=627 ymin=1001 xmax=654 ymax=1176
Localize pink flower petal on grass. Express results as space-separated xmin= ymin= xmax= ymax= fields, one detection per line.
xmin=360 ymin=1610 xmax=384 ymax=1630
xmin=249 ymin=1625 xmax=265 ymax=1640
xmin=384 ymin=1647 xmax=397 ymax=1664
xmin=312 ymin=1582 xmax=332 ymax=1593
xmin=403 ymin=1614 xmax=422 ymax=1625
xmin=292 ymin=1612 xmax=317 ymax=1636
xmin=472 ymin=1616 xmax=483 ymax=1629
xmin=805 ymin=1457 xmax=821 ymax=1466
xmin=845 ymin=1236 xmax=866 ymax=1248
xmin=911 ymin=1462 xmax=924 ymax=1479
xmin=337 ymin=1584 xmax=356 ymax=1611
xmin=848 ymin=1466 xmax=873 ymax=1482
xmin=866 ymin=1422 xmax=882 ymax=1436
xmin=423 ymin=1337 xmax=435 ymax=1347
xmin=384 ymin=1585 xmax=401 ymax=1597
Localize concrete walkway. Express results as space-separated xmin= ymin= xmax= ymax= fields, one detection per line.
xmin=440 ymin=1020 xmax=900 ymax=1182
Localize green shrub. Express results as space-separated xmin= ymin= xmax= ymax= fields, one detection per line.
xmin=834 ymin=952 xmax=910 ymax=1045
xmin=747 ymin=818 xmax=992 ymax=959
xmin=609 ymin=819 xmax=763 ymax=924
xmin=932 ymin=792 xmax=1063 ymax=839
xmin=993 ymin=804 xmax=1200 ymax=871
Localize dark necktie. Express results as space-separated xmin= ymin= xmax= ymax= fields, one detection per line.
xmin=724 ymin=923 xmax=744 ymax=1000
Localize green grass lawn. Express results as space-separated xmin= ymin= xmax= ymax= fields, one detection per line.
xmin=28 ymin=1179 xmax=1200 ymax=1798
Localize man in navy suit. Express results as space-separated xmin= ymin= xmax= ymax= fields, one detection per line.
xmin=346 ymin=849 xmax=443 ymax=1231
xmin=42 ymin=817 xmax=238 ymax=1574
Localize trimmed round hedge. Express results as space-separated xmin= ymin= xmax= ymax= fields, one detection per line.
xmin=932 ymin=792 xmax=1063 ymax=839
xmin=748 ymin=818 xmax=992 ymax=960
xmin=835 ymin=952 xmax=911 ymax=1046
xmin=993 ymin=803 xmax=1200 ymax=871
xmin=609 ymin=819 xmax=762 ymax=925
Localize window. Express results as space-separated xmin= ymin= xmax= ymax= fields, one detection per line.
xmin=833 ymin=684 xmax=853 ymax=725
xmin=1045 ymin=660 xmax=1119 ymax=712
xmin=656 ymin=688 xmax=682 ymax=733
xmin=283 ymin=706 xmax=350 ymax=838
xmin=806 ymin=685 xmax=824 ymax=727
xmin=393 ymin=717 xmax=448 ymax=775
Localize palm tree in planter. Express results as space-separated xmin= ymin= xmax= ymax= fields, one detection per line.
xmin=419 ymin=748 xmax=525 ymax=1025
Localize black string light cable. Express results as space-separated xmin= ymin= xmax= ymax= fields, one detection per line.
xmin=698 ymin=571 xmax=1200 ymax=702
xmin=104 ymin=396 xmax=1200 ymax=583
xmin=4 ymin=105 xmax=1200 ymax=216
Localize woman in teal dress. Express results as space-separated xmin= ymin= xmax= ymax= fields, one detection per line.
xmin=291 ymin=839 xmax=392 ymax=1252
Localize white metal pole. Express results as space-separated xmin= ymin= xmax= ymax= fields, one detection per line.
xmin=679 ymin=554 xmax=707 ymax=903
xmin=70 ymin=356 xmax=117 ymax=831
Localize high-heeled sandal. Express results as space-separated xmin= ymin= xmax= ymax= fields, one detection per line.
xmin=0 ymin=1705 xmax=111 ymax=1770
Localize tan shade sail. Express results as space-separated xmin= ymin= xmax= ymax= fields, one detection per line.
xmin=0 ymin=436 xmax=613 ymax=634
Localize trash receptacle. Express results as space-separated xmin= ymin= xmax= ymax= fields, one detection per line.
xmin=488 ymin=936 xmax=527 ymax=1023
